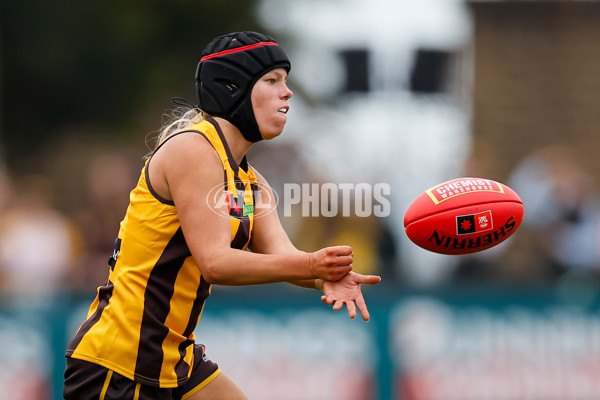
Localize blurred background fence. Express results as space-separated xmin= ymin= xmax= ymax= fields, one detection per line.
xmin=2 ymin=0 xmax=600 ymax=399
xmin=3 ymin=283 xmax=600 ymax=400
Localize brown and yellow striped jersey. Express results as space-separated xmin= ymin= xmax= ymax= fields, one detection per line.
xmin=66 ymin=117 xmax=257 ymax=388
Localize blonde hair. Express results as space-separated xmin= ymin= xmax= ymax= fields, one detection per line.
xmin=147 ymin=107 xmax=207 ymax=156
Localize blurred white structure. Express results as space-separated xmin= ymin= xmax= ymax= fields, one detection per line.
xmin=257 ymin=0 xmax=474 ymax=286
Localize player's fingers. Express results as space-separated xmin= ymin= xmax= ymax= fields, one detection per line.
xmin=355 ymin=295 xmax=370 ymax=321
xmin=333 ymin=299 xmax=344 ymax=311
xmin=356 ymin=274 xmax=382 ymax=285
xmin=321 ymin=295 xmax=334 ymax=305
xmin=330 ymin=245 xmax=353 ymax=256
xmin=346 ymin=301 xmax=357 ymax=319
xmin=324 ymin=247 xmax=353 ymax=264
xmin=332 ymin=256 xmax=353 ymax=267
xmin=328 ymin=266 xmax=352 ymax=281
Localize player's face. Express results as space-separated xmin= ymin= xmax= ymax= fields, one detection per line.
xmin=251 ymin=68 xmax=293 ymax=140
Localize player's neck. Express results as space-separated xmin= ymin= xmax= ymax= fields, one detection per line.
xmin=212 ymin=117 xmax=254 ymax=164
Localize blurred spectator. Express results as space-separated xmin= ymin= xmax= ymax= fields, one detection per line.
xmin=0 ymin=169 xmax=13 ymax=213
xmin=508 ymin=146 xmax=600 ymax=275
xmin=70 ymin=152 xmax=139 ymax=293
xmin=0 ymin=174 xmax=83 ymax=307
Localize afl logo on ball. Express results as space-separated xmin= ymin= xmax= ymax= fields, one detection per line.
xmin=456 ymin=210 xmax=493 ymax=235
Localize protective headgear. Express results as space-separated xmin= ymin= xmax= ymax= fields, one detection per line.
xmin=195 ymin=31 xmax=291 ymax=142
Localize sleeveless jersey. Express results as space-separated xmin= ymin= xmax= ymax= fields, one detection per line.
xmin=66 ymin=118 xmax=257 ymax=387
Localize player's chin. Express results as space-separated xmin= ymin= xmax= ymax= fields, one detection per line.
xmin=260 ymin=125 xmax=285 ymax=140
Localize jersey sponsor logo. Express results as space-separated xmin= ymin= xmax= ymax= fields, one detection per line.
xmin=426 ymin=178 xmax=504 ymax=205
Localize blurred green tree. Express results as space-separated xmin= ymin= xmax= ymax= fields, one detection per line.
xmin=0 ymin=0 xmax=264 ymax=173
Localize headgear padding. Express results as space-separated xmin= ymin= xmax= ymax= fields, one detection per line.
xmin=195 ymin=32 xmax=291 ymax=142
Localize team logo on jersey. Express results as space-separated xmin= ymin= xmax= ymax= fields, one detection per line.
xmin=226 ymin=193 xmax=244 ymax=218
xmin=456 ymin=210 xmax=493 ymax=235
xmin=207 ymin=182 xmax=278 ymax=220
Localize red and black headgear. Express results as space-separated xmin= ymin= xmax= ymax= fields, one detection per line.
xmin=195 ymin=32 xmax=291 ymax=142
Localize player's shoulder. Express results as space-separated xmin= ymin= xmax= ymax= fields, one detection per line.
xmin=158 ymin=130 xmax=217 ymax=157
xmin=152 ymin=131 xmax=221 ymax=175
xmin=248 ymin=165 xmax=271 ymax=186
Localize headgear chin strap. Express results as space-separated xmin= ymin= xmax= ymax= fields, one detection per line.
xmin=195 ymin=32 xmax=291 ymax=142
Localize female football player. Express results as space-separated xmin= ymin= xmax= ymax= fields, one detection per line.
xmin=64 ymin=31 xmax=381 ymax=400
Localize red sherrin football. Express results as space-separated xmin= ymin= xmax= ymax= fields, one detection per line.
xmin=404 ymin=177 xmax=524 ymax=255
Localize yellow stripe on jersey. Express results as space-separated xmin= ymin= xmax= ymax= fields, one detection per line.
xmin=181 ymin=369 xmax=222 ymax=400
xmin=133 ymin=382 xmax=141 ymax=400
xmin=100 ymin=370 xmax=113 ymax=400
xmin=67 ymin=117 xmax=256 ymax=388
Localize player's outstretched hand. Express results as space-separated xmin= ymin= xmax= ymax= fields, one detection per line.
xmin=320 ymin=271 xmax=381 ymax=321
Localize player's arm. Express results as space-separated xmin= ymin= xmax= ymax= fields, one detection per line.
xmin=249 ymin=169 xmax=382 ymax=321
xmin=247 ymin=169 xmax=322 ymax=289
xmin=149 ymin=133 xmax=352 ymax=285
